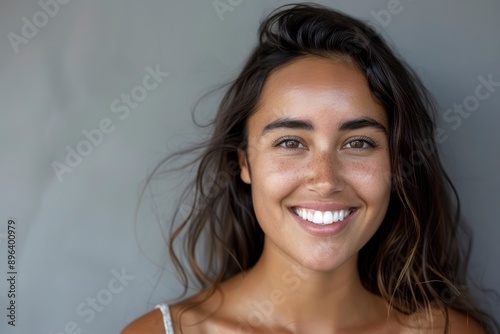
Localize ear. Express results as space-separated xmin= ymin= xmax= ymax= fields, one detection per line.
xmin=238 ymin=148 xmax=251 ymax=184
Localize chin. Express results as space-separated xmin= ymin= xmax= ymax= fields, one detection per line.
xmin=296 ymin=248 xmax=356 ymax=274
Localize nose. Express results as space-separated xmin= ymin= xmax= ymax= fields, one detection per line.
xmin=306 ymin=151 xmax=345 ymax=196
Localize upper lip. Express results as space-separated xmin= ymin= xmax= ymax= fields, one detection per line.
xmin=290 ymin=202 xmax=355 ymax=212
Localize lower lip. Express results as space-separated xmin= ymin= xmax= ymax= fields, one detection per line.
xmin=290 ymin=208 xmax=356 ymax=237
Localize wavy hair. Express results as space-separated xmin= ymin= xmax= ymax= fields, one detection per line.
xmin=145 ymin=3 xmax=497 ymax=332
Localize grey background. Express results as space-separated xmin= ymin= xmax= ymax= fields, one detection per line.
xmin=0 ymin=0 xmax=499 ymax=333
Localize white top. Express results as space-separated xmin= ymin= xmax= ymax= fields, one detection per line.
xmin=155 ymin=303 xmax=174 ymax=334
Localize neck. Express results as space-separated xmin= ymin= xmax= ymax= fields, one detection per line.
xmin=235 ymin=241 xmax=388 ymax=332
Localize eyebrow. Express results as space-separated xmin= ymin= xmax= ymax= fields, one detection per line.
xmin=261 ymin=118 xmax=314 ymax=135
xmin=339 ymin=118 xmax=387 ymax=134
xmin=261 ymin=116 xmax=387 ymax=136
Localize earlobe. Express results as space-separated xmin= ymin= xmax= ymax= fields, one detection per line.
xmin=238 ymin=148 xmax=251 ymax=184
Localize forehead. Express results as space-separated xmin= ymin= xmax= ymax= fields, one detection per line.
xmin=251 ymin=56 xmax=387 ymax=128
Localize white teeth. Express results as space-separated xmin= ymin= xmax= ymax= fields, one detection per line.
xmin=293 ymin=208 xmax=352 ymax=225
xmin=307 ymin=211 xmax=313 ymax=222
xmin=323 ymin=211 xmax=333 ymax=224
xmin=313 ymin=211 xmax=322 ymax=224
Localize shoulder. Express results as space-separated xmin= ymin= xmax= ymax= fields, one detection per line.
xmin=446 ymin=308 xmax=487 ymax=334
xmin=403 ymin=307 xmax=487 ymax=334
xmin=167 ymin=287 xmax=244 ymax=334
xmin=120 ymin=290 xmax=228 ymax=334
xmin=121 ymin=308 xmax=165 ymax=334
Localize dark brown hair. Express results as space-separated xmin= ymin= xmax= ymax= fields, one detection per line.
xmin=144 ymin=3 xmax=498 ymax=332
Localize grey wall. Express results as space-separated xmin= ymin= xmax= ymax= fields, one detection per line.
xmin=0 ymin=0 xmax=498 ymax=333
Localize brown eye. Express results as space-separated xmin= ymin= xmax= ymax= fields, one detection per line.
xmin=344 ymin=138 xmax=376 ymax=150
xmin=277 ymin=139 xmax=304 ymax=150
xmin=349 ymin=140 xmax=365 ymax=149
xmin=284 ymin=140 xmax=299 ymax=148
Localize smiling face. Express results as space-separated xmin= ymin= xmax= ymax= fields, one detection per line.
xmin=238 ymin=56 xmax=392 ymax=272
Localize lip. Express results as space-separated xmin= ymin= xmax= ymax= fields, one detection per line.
xmin=289 ymin=205 xmax=357 ymax=237
xmin=291 ymin=202 xmax=353 ymax=212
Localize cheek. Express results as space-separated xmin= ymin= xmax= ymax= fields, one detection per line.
xmin=250 ymin=156 xmax=305 ymax=219
xmin=344 ymin=155 xmax=392 ymax=204
xmin=253 ymin=155 xmax=306 ymax=191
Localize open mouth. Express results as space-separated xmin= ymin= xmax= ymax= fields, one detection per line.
xmin=291 ymin=207 xmax=356 ymax=225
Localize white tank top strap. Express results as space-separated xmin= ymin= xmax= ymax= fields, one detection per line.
xmin=155 ymin=303 xmax=174 ymax=334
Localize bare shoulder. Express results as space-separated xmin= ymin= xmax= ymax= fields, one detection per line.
xmin=121 ymin=308 xmax=165 ymax=334
xmin=446 ymin=308 xmax=487 ymax=334
xmin=395 ymin=307 xmax=487 ymax=334
xmin=121 ymin=289 xmax=227 ymax=334
xmin=166 ymin=287 xmax=245 ymax=334
xmin=166 ymin=292 xmax=227 ymax=333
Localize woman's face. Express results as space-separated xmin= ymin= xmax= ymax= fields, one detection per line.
xmin=239 ymin=56 xmax=391 ymax=272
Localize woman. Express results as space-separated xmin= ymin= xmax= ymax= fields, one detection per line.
xmin=123 ymin=3 xmax=497 ymax=333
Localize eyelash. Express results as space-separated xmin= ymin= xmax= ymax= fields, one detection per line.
xmin=273 ymin=136 xmax=379 ymax=151
xmin=344 ymin=136 xmax=379 ymax=150
xmin=274 ymin=136 xmax=305 ymax=151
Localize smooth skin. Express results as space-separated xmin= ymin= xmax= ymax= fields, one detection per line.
xmin=122 ymin=57 xmax=485 ymax=334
